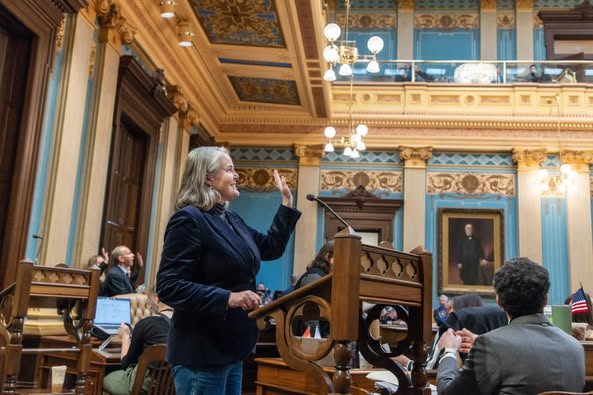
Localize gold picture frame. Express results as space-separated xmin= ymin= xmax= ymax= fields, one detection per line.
xmin=438 ymin=208 xmax=504 ymax=296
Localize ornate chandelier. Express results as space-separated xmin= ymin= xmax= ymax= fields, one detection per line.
xmin=321 ymin=0 xmax=383 ymax=157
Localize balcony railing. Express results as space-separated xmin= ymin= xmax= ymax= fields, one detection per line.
xmin=339 ymin=60 xmax=593 ymax=84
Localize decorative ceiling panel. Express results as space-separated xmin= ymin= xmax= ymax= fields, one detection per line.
xmin=190 ymin=0 xmax=286 ymax=47
xmin=534 ymin=0 xmax=582 ymax=8
xmin=229 ymin=76 xmax=300 ymax=105
xmin=338 ymin=0 xmax=398 ymax=9
xmin=497 ymin=0 xmax=515 ymax=8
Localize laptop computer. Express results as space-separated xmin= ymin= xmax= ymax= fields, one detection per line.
xmin=94 ymin=297 xmax=132 ymax=336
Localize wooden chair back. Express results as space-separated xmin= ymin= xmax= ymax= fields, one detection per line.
xmin=250 ymin=232 xmax=433 ymax=395
xmin=129 ymin=344 xmax=175 ymax=395
xmin=0 ymin=259 xmax=100 ymax=395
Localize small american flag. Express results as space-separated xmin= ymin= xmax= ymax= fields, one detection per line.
xmin=572 ymin=287 xmax=589 ymax=314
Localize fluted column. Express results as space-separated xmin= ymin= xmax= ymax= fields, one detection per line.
xmin=293 ymin=144 xmax=324 ymax=277
xmin=400 ymin=146 xmax=432 ymax=251
xmin=480 ymin=0 xmax=497 ymax=60
xmin=563 ymin=151 xmax=593 ymax=292
xmin=516 ymin=0 xmax=534 ymax=60
xmin=512 ymin=149 xmax=546 ymax=263
xmin=397 ymin=0 xmax=414 ymax=60
xmin=42 ymin=11 xmax=96 ymax=266
xmin=74 ymin=1 xmax=136 ymax=266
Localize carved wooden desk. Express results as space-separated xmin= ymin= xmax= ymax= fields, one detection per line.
xmin=254 ymin=357 xmax=378 ymax=395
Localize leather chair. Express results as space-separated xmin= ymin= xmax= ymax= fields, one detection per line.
xmin=113 ymin=293 xmax=151 ymax=326
xmin=129 ymin=344 xmax=174 ymax=395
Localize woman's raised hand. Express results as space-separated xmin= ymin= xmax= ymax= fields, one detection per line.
xmin=273 ymin=169 xmax=293 ymax=207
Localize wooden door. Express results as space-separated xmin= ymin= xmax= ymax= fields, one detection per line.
xmin=101 ymin=119 xmax=147 ymax=254
xmin=0 ymin=7 xmax=31 ymax=281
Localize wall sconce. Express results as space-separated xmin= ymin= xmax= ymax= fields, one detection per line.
xmin=321 ymin=0 xmax=384 ymax=81
xmin=177 ymin=20 xmax=194 ymax=47
xmin=159 ymin=1 xmax=176 ymax=19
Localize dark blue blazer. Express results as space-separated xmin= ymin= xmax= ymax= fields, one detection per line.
xmin=102 ymin=265 xmax=134 ymax=296
xmin=157 ymin=204 xmax=300 ymax=369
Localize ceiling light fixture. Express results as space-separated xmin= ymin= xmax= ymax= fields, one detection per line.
xmin=321 ymin=0 xmax=384 ymax=81
xmin=177 ymin=20 xmax=195 ymax=47
xmin=323 ymin=75 xmax=368 ymax=158
xmin=159 ymin=1 xmax=177 ymax=19
xmin=539 ymin=95 xmax=576 ymax=195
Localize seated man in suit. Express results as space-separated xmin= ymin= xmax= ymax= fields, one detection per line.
xmin=437 ymin=257 xmax=585 ymax=395
xmin=103 ymin=246 xmax=138 ymax=297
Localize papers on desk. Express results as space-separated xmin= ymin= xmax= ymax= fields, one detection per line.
xmin=366 ymin=370 xmax=437 ymax=395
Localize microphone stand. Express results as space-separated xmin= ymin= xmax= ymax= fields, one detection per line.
xmin=306 ymin=194 xmax=356 ymax=235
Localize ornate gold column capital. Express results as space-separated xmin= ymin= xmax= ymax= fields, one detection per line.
xmin=399 ymin=146 xmax=432 ymax=169
xmin=97 ymin=1 xmax=136 ymax=50
xmin=398 ymin=0 xmax=415 ymax=12
xmin=179 ymin=105 xmax=199 ymax=131
xmin=294 ymin=144 xmax=324 ymax=166
xmin=168 ymin=85 xmax=188 ymax=114
xmin=512 ymin=148 xmax=546 ymax=171
xmin=516 ymin=0 xmax=534 ymax=11
xmin=481 ymin=0 xmax=497 ymax=11
xmin=562 ymin=150 xmax=593 ymax=173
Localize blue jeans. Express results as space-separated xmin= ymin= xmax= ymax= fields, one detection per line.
xmin=171 ymin=361 xmax=242 ymax=395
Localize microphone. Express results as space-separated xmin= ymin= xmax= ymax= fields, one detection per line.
xmin=33 ymin=234 xmax=43 ymax=265
xmin=306 ymin=194 xmax=355 ymax=234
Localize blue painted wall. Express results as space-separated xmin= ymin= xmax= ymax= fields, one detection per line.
xmin=541 ymin=197 xmax=569 ymax=304
xmin=230 ymin=191 xmax=296 ymax=292
xmin=497 ymin=29 xmax=516 ymax=60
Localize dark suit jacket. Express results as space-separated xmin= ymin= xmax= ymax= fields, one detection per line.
xmin=157 ymin=204 xmax=300 ymax=369
xmin=102 ymin=265 xmax=134 ymax=296
xmin=437 ymin=314 xmax=585 ymax=395
xmin=445 ymin=304 xmax=507 ymax=335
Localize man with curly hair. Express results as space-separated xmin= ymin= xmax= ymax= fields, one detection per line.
xmin=437 ymin=257 xmax=585 ymax=395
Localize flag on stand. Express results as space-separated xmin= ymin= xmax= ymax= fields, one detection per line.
xmin=571 ymin=286 xmax=589 ymax=314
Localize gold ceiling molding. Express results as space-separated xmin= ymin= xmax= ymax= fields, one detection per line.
xmin=516 ymin=0 xmax=534 ymax=12
xmin=96 ymin=0 xmax=136 ymax=45
xmin=294 ymin=144 xmax=325 ymax=166
xmin=179 ymin=105 xmax=199 ymax=131
xmin=398 ymin=0 xmax=415 ymax=11
xmin=415 ymin=14 xmax=479 ymax=29
xmin=480 ymin=0 xmax=497 ymax=11
xmin=497 ymin=14 xmax=515 ymax=29
xmin=320 ymin=170 xmax=402 ymax=193
xmin=427 ymin=173 xmax=515 ymax=195
xmin=511 ymin=148 xmax=546 ymax=171
xmin=236 ymin=168 xmax=298 ymax=191
xmin=336 ymin=14 xmax=396 ymax=29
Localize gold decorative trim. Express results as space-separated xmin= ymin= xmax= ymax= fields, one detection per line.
xmin=512 ymin=148 xmax=546 ymax=171
xmin=55 ymin=16 xmax=65 ymax=51
xmin=294 ymin=144 xmax=324 ymax=166
xmin=236 ymin=168 xmax=297 ymax=191
xmin=415 ymin=14 xmax=478 ymax=29
xmin=497 ymin=14 xmax=514 ymax=29
xmin=398 ymin=0 xmax=415 ymax=12
xmin=541 ymin=175 xmax=566 ymax=198
xmin=96 ymin=1 xmax=136 ymax=46
xmin=179 ymin=105 xmax=199 ymax=130
xmin=516 ymin=0 xmax=534 ymax=12
xmin=320 ymin=170 xmax=402 ymax=193
xmin=336 ymin=14 xmax=396 ymax=29
xmin=168 ymin=85 xmax=188 ymax=113
xmin=533 ymin=13 xmax=543 ymax=28
xmin=88 ymin=43 xmax=96 ymax=78
xmin=399 ymin=146 xmax=432 ymax=169
xmin=481 ymin=0 xmax=497 ymax=11
xmin=427 ymin=172 xmax=515 ymax=195
xmin=562 ymin=150 xmax=593 ymax=173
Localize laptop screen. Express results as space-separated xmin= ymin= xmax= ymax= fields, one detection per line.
xmin=95 ymin=297 xmax=131 ymax=326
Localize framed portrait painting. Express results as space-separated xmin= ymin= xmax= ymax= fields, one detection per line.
xmin=438 ymin=208 xmax=504 ymax=295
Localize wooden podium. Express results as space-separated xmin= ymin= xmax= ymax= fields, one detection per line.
xmin=249 ymin=232 xmax=433 ymax=395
